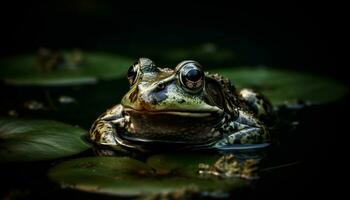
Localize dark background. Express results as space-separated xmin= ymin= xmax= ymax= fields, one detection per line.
xmin=0 ymin=1 xmax=348 ymax=199
xmin=0 ymin=1 xmax=347 ymax=83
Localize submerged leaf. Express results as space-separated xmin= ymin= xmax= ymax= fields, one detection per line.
xmin=48 ymin=154 xmax=247 ymax=197
xmin=0 ymin=118 xmax=91 ymax=162
xmin=213 ymin=67 xmax=348 ymax=105
xmin=147 ymin=152 xmax=221 ymax=177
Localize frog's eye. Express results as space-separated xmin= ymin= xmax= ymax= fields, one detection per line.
xmin=127 ymin=62 xmax=139 ymax=85
xmin=178 ymin=61 xmax=204 ymax=92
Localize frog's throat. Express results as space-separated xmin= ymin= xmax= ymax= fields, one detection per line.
xmin=113 ymin=130 xmax=222 ymax=153
xmin=112 ymin=115 xmax=229 ymax=153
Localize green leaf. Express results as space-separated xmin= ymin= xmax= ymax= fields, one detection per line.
xmin=48 ymin=154 xmax=247 ymax=197
xmin=0 ymin=52 xmax=133 ymax=86
xmin=0 ymin=118 xmax=91 ymax=162
xmin=212 ymin=67 xmax=348 ymax=105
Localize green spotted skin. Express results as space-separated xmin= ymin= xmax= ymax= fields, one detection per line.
xmin=89 ymin=58 xmax=274 ymax=153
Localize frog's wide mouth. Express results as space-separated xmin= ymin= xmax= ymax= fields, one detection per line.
xmin=123 ymin=108 xmax=222 ymax=117
xmin=122 ymin=108 xmax=224 ymax=143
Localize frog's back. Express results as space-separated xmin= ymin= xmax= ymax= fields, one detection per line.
xmin=205 ymin=72 xmax=274 ymax=124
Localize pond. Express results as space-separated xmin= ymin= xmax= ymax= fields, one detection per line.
xmin=0 ymin=2 xmax=348 ymax=199
xmin=0 ymin=49 xmax=347 ymax=199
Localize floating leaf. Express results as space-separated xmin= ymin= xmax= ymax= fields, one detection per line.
xmin=0 ymin=118 xmax=91 ymax=162
xmin=212 ymin=67 xmax=348 ymax=105
xmin=48 ymin=154 xmax=247 ymax=197
xmin=0 ymin=52 xmax=133 ymax=86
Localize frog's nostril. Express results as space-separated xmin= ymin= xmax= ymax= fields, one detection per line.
xmin=156 ymin=83 xmax=165 ymax=91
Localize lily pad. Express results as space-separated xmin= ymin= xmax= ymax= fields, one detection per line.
xmin=0 ymin=51 xmax=133 ymax=86
xmin=0 ymin=118 xmax=91 ymax=162
xmin=48 ymin=154 xmax=247 ymax=197
xmin=213 ymin=67 xmax=348 ymax=105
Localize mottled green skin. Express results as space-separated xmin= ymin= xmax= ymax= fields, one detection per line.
xmin=89 ymin=58 xmax=274 ymax=154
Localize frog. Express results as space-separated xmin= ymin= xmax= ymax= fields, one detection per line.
xmin=89 ymin=58 xmax=274 ymax=155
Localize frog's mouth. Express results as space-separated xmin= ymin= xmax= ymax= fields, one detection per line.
xmin=121 ymin=108 xmax=224 ymax=144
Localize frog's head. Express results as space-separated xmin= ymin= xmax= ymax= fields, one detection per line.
xmin=120 ymin=58 xmax=229 ymax=144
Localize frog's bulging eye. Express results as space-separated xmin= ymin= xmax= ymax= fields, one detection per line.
xmin=179 ymin=62 xmax=204 ymax=92
xmin=127 ymin=62 xmax=139 ymax=85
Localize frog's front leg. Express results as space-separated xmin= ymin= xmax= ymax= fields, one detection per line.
xmin=214 ymin=111 xmax=270 ymax=148
xmin=89 ymin=104 xmax=127 ymax=155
